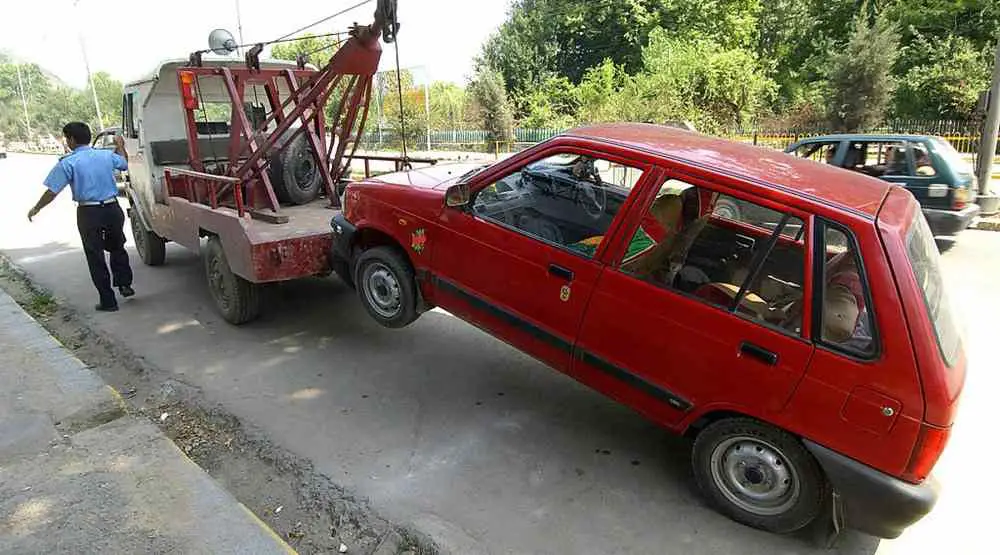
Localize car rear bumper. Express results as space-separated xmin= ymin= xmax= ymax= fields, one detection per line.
xmin=923 ymin=204 xmax=980 ymax=236
xmin=804 ymin=440 xmax=938 ymax=539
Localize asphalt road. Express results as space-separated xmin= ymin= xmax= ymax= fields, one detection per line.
xmin=2 ymin=153 xmax=996 ymax=554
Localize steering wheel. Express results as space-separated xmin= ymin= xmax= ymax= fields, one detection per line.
xmin=573 ymin=159 xmax=607 ymax=220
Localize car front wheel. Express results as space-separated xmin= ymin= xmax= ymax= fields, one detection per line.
xmin=354 ymin=246 xmax=418 ymax=328
xmin=692 ymin=418 xmax=828 ymax=534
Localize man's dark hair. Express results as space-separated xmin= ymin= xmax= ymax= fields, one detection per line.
xmin=62 ymin=122 xmax=92 ymax=146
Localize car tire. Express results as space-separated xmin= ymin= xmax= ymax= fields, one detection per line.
xmin=269 ymin=134 xmax=323 ymax=205
xmin=354 ymin=246 xmax=419 ymax=328
xmin=203 ymin=236 xmax=262 ymax=325
xmin=129 ymin=208 xmax=166 ymax=266
xmin=692 ymin=418 xmax=828 ymax=534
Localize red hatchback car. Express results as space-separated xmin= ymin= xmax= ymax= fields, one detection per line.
xmin=331 ymin=124 xmax=965 ymax=539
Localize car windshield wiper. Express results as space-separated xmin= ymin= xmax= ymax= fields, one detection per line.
xmin=457 ymin=165 xmax=488 ymax=183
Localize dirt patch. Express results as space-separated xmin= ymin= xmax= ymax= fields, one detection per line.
xmin=0 ymin=258 xmax=437 ymax=555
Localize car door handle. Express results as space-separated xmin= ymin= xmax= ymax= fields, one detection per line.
xmin=739 ymin=341 xmax=778 ymax=366
xmin=548 ymin=264 xmax=574 ymax=281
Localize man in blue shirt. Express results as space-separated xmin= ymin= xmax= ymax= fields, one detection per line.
xmin=27 ymin=122 xmax=135 ymax=312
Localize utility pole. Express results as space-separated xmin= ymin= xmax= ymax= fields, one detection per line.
xmin=15 ymin=64 xmax=31 ymax=138
xmin=234 ymin=0 xmax=245 ymax=55
xmin=977 ymin=34 xmax=1000 ymax=195
xmin=74 ymin=0 xmax=104 ymax=131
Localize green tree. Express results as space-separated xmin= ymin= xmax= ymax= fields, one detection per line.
xmin=468 ymin=67 xmax=514 ymax=146
xmin=86 ymin=71 xmax=123 ymax=130
xmin=825 ymin=16 xmax=900 ymax=131
xmin=429 ymin=81 xmax=467 ymax=129
xmin=521 ymin=76 xmax=578 ymax=128
xmin=894 ymin=33 xmax=991 ymax=119
xmin=380 ymin=70 xmax=427 ymax=150
xmin=270 ymin=33 xmax=341 ymax=66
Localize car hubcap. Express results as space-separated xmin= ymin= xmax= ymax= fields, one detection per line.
xmin=363 ymin=263 xmax=401 ymax=319
xmin=710 ymin=436 xmax=799 ymax=516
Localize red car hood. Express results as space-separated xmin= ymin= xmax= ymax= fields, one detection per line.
xmin=370 ymin=163 xmax=487 ymax=190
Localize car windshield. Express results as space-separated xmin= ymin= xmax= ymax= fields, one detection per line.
xmin=930 ymin=137 xmax=974 ymax=177
xmin=906 ymin=212 xmax=962 ymax=367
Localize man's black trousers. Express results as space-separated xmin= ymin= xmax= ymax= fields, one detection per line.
xmin=77 ymin=202 xmax=132 ymax=307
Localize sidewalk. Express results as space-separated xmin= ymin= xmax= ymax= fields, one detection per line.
xmin=0 ymin=291 xmax=294 ymax=554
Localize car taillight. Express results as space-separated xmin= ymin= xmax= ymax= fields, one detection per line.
xmin=952 ymin=186 xmax=968 ymax=210
xmin=902 ymin=424 xmax=951 ymax=483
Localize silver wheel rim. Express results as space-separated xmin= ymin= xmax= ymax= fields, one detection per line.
xmin=362 ymin=262 xmax=401 ymax=319
xmin=710 ymin=436 xmax=800 ymax=516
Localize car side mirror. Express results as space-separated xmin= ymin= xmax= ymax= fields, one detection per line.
xmin=445 ymin=183 xmax=470 ymax=208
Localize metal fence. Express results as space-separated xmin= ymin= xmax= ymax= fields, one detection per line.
xmin=358 ymin=119 xmax=989 ymax=155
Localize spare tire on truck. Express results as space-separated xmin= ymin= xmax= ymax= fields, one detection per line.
xmin=268 ymin=132 xmax=324 ymax=205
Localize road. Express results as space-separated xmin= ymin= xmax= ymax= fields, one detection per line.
xmin=2 ymin=152 xmax=996 ymax=554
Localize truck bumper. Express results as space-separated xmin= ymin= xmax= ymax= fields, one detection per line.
xmin=330 ymin=214 xmax=357 ymax=287
xmin=923 ymin=204 xmax=980 ymax=236
xmin=804 ymin=440 xmax=938 ymax=539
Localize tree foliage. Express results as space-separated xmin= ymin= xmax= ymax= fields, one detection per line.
xmin=825 ymin=16 xmax=900 ymax=131
xmin=269 ymin=33 xmax=341 ymax=66
xmin=468 ymin=67 xmax=514 ymax=144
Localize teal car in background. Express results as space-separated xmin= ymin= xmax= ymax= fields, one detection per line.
xmin=785 ymin=134 xmax=980 ymax=237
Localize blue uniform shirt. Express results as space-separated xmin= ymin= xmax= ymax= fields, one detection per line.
xmin=43 ymin=146 xmax=127 ymax=202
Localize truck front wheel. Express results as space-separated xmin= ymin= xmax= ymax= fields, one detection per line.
xmin=354 ymin=246 xmax=418 ymax=328
xmin=129 ymin=208 xmax=166 ymax=266
xmin=204 ymin=236 xmax=262 ymax=325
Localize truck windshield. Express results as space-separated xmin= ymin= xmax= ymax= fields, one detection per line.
xmin=906 ymin=212 xmax=961 ymax=366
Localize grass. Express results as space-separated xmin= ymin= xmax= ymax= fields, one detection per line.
xmin=26 ymin=291 xmax=57 ymax=316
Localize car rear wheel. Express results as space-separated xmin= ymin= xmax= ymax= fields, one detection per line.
xmin=692 ymin=418 xmax=827 ymax=534
xmin=354 ymin=246 xmax=418 ymax=328
xmin=129 ymin=208 xmax=166 ymax=266
xmin=203 ymin=236 xmax=262 ymax=325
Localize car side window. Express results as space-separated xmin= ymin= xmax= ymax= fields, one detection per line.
xmin=617 ymin=180 xmax=807 ymax=336
xmin=910 ymin=143 xmax=937 ymax=177
xmin=793 ymin=142 xmax=839 ymax=165
xmin=816 ymin=224 xmax=877 ymax=357
xmin=472 ymin=153 xmax=642 ymax=259
xmin=843 ymin=141 xmax=907 ymax=177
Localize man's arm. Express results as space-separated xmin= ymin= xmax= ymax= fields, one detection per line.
xmin=27 ymin=190 xmax=58 ymax=221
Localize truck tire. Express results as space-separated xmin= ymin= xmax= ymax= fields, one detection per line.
xmin=692 ymin=418 xmax=827 ymax=534
xmin=354 ymin=246 xmax=418 ymax=328
xmin=203 ymin=236 xmax=262 ymax=325
xmin=269 ymin=134 xmax=323 ymax=205
xmin=129 ymin=208 xmax=166 ymax=266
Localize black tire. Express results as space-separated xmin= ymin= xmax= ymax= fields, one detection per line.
xmin=129 ymin=208 xmax=166 ymax=266
xmin=268 ymin=134 xmax=323 ymax=205
xmin=692 ymin=418 xmax=828 ymax=534
xmin=353 ymin=246 xmax=418 ymax=328
xmin=203 ymin=236 xmax=262 ymax=325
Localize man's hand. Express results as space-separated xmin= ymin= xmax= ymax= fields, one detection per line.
xmin=28 ymin=190 xmax=58 ymax=222
xmin=27 ymin=207 xmax=39 ymax=222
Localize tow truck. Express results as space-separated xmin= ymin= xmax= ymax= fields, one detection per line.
xmin=119 ymin=0 xmax=428 ymax=324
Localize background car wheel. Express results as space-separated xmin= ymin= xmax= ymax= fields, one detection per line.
xmin=203 ymin=236 xmax=262 ymax=325
xmin=692 ymin=418 xmax=827 ymax=534
xmin=129 ymin=208 xmax=166 ymax=266
xmin=354 ymin=246 xmax=418 ymax=328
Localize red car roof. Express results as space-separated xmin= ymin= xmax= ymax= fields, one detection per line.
xmin=566 ymin=123 xmax=890 ymax=218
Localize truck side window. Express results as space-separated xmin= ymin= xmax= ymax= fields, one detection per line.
xmin=816 ymin=224 xmax=877 ymax=357
xmin=471 ymin=153 xmax=641 ymax=259
xmin=122 ymin=93 xmax=138 ymax=139
xmin=618 ymin=181 xmax=808 ymax=337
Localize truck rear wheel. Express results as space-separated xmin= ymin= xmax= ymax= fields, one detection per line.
xmin=204 ymin=236 xmax=261 ymax=325
xmin=692 ymin=418 xmax=827 ymax=534
xmin=354 ymin=246 xmax=418 ymax=328
xmin=129 ymin=208 xmax=166 ymax=266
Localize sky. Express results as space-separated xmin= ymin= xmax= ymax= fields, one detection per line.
xmin=0 ymin=0 xmax=511 ymax=87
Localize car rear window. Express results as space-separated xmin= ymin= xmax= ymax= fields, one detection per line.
xmin=906 ymin=212 xmax=961 ymax=366
xmin=929 ymin=137 xmax=974 ymax=178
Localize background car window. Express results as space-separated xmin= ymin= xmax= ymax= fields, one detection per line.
xmin=473 ymin=154 xmax=642 ymax=258
xmin=817 ymin=226 xmax=876 ymax=356
xmin=712 ymin=197 xmax=804 ymax=240
xmin=910 ymin=143 xmax=937 ymax=176
xmin=843 ymin=141 xmax=907 ymax=177
xmin=618 ymin=182 xmax=807 ymax=336
xmin=793 ymin=142 xmax=839 ymax=164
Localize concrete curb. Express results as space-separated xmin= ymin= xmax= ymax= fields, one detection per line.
xmin=0 ymin=286 xmax=296 ymax=554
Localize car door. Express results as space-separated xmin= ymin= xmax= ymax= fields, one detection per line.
xmin=573 ymin=171 xmax=815 ymax=428
xmin=431 ymin=145 xmax=657 ymax=372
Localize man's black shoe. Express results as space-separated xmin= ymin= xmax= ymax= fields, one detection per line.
xmin=95 ymin=303 xmax=119 ymax=312
xmin=118 ymin=285 xmax=135 ymax=298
